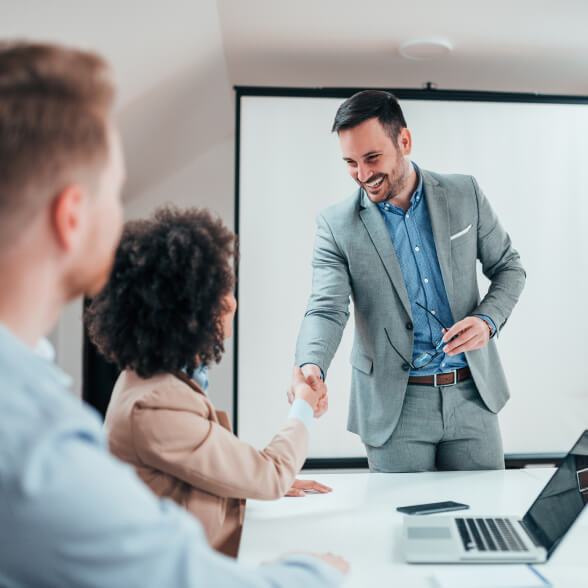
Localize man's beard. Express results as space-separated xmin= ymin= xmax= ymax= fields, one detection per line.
xmin=360 ymin=169 xmax=406 ymax=202
xmin=383 ymin=174 xmax=407 ymax=202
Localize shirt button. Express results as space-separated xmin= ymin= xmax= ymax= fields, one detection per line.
xmin=424 ymin=278 xmax=429 ymax=284
xmin=441 ymin=362 xmax=446 ymax=367
xmin=406 ymin=213 xmax=410 ymax=218
xmin=415 ymin=246 xmax=420 ymax=252
xmin=431 ymin=310 xmax=436 ymax=315
xmin=406 ymin=322 xmax=413 ymax=330
xmin=402 ymin=363 xmax=410 ymax=371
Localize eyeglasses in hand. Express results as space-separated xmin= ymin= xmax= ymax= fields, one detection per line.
xmin=385 ymin=302 xmax=453 ymax=370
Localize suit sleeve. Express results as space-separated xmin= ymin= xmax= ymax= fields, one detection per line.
xmin=470 ymin=176 xmax=526 ymax=331
xmin=295 ymin=212 xmax=352 ymax=376
xmin=130 ymin=400 xmax=308 ymax=500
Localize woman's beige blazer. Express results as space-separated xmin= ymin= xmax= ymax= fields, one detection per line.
xmin=104 ymin=370 xmax=308 ymax=556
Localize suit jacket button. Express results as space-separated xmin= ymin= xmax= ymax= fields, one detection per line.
xmin=406 ymin=322 xmax=413 ymax=330
xmin=402 ymin=363 xmax=410 ymax=371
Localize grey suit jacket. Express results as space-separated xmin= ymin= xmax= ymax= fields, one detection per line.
xmin=295 ymin=169 xmax=526 ymax=447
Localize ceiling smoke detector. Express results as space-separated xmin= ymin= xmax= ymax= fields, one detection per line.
xmin=398 ymin=39 xmax=453 ymax=60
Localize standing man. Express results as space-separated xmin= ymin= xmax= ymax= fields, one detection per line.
xmin=0 ymin=41 xmax=347 ymax=587
xmin=295 ymin=90 xmax=525 ymax=472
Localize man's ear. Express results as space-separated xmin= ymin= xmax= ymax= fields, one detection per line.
xmin=51 ymin=184 xmax=85 ymax=251
xmin=398 ymin=127 xmax=412 ymax=155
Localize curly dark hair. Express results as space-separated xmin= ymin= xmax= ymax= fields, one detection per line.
xmin=84 ymin=205 xmax=237 ymax=378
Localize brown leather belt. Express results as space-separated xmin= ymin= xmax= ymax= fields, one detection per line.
xmin=408 ymin=366 xmax=471 ymax=387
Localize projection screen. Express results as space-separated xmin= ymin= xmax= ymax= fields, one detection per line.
xmin=235 ymin=88 xmax=588 ymax=464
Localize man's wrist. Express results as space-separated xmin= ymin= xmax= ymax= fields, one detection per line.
xmin=473 ymin=314 xmax=495 ymax=338
xmin=300 ymin=362 xmax=325 ymax=381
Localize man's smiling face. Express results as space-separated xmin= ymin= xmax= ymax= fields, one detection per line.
xmin=338 ymin=117 xmax=413 ymax=203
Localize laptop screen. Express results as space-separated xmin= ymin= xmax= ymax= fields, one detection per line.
xmin=522 ymin=430 xmax=588 ymax=556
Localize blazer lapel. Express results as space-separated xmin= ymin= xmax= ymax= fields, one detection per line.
xmin=358 ymin=189 xmax=412 ymax=318
xmin=422 ymin=171 xmax=454 ymax=312
xmin=172 ymin=370 xmax=223 ymax=424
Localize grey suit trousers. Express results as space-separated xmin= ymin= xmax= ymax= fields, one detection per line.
xmin=364 ymin=379 xmax=504 ymax=472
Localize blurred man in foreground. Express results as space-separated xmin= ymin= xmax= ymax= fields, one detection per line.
xmin=0 ymin=41 xmax=347 ymax=587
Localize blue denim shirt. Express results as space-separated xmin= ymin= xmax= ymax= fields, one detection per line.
xmin=377 ymin=163 xmax=495 ymax=376
xmin=0 ymin=324 xmax=341 ymax=588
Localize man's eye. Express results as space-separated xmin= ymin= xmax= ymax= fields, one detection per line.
xmin=367 ymin=155 xmax=379 ymax=161
xmin=346 ymin=161 xmax=357 ymax=167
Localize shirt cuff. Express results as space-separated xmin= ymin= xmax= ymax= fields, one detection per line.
xmin=473 ymin=314 xmax=496 ymax=338
xmin=289 ymin=398 xmax=314 ymax=432
xmin=299 ymin=362 xmax=325 ymax=381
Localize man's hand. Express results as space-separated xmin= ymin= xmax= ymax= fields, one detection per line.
xmin=442 ymin=316 xmax=491 ymax=355
xmin=285 ymin=478 xmax=333 ymax=497
xmin=301 ymin=364 xmax=328 ymax=417
xmin=288 ymin=366 xmax=326 ymax=414
xmin=287 ymin=364 xmax=329 ymax=418
xmin=313 ymin=393 xmax=328 ymax=418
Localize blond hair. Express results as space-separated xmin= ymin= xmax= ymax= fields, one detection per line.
xmin=0 ymin=42 xmax=115 ymax=247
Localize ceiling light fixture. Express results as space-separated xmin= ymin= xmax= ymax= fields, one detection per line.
xmin=398 ymin=39 xmax=453 ymax=60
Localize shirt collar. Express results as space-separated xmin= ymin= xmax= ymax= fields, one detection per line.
xmin=411 ymin=161 xmax=424 ymax=206
xmin=183 ymin=364 xmax=209 ymax=396
xmin=0 ymin=323 xmax=72 ymax=389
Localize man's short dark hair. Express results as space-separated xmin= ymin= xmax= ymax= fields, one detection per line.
xmin=331 ymin=90 xmax=407 ymax=141
xmin=84 ymin=205 xmax=237 ymax=379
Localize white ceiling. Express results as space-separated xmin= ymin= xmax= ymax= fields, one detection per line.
xmin=217 ymin=0 xmax=588 ymax=94
xmin=3 ymin=0 xmax=588 ymax=104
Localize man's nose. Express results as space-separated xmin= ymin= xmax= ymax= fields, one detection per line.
xmin=357 ymin=162 xmax=371 ymax=183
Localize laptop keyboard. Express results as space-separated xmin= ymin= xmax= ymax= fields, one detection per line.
xmin=455 ymin=518 xmax=529 ymax=552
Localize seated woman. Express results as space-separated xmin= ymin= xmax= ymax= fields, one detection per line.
xmin=85 ymin=206 xmax=330 ymax=557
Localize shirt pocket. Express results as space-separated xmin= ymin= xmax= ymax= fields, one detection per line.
xmin=450 ymin=222 xmax=477 ymax=259
xmin=450 ymin=223 xmax=473 ymax=244
xmin=450 ymin=223 xmax=477 ymax=279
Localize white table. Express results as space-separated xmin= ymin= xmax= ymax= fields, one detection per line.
xmin=239 ymin=470 xmax=588 ymax=587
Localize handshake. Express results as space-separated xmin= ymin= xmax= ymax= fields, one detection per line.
xmin=287 ymin=364 xmax=329 ymax=418
xmin=283 ymin=366 xmax=349 ymax=578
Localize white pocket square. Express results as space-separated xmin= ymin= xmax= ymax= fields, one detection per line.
xmin=450 ymin=224 xmax=472 ymax=241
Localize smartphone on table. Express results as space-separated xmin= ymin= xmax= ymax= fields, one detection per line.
xmin=396 ymin=500 xmax=469 ymax=515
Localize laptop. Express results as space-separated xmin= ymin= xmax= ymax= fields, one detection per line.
xmin=402 ymin=430 xmax=588 ymax=563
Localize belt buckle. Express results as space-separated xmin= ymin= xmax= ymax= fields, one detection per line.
xmin=434 ymin=369 xmax=457 ymax=387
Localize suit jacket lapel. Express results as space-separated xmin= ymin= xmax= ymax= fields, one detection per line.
xmin=358 ymin=189 xmax=412 ymax=318
xmin=422 ymin=170 xmax=454 ymax=312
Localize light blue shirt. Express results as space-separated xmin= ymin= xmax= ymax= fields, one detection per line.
xmin=0 ymin=324 xmax=341 ymax=588
xmin=377 ymin=163 xmax=495 ymax=376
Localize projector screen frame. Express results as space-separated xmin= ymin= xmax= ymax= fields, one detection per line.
xmin=233 ymin=85 xmax=588 ymax=469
